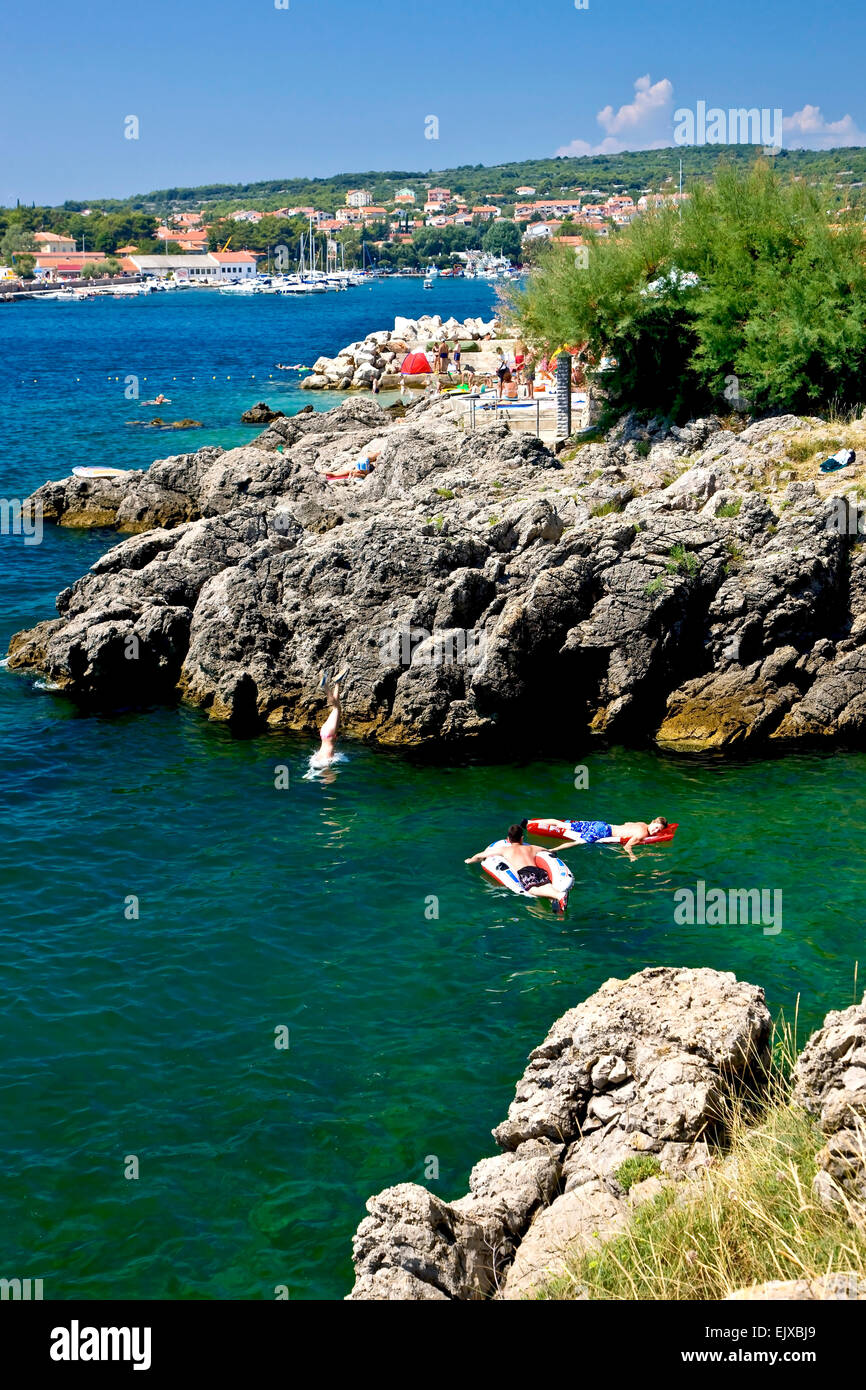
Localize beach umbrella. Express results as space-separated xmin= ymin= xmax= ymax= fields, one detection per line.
xmin=401 ymin=351 xmax=432 ymax=375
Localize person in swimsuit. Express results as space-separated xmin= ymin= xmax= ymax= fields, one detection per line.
xmin=514 ymin=341 xmax=526 ymax=382
xmin=453 ymin=344 xmax=461 ymax=378
xmin=309 ymin=667 xmax=349 ymax=769
xmin=465 ymin=821 xmax=570 ymax=912
xmin=496 ymin=352 xmax=512 ymax=399
xmin=533 ymin=816 xmax=669 ymax=862
xmin=438 ymin=342 xmax=449 ymax=375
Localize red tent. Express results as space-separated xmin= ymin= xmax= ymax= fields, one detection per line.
xmin=400 ymin=351 xmax=432 ymax=375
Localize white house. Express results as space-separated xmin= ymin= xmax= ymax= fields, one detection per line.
xmin=130 ymin=255 xmax=219 ymax=281
xmin=522 ymin=223 xmax=559 ymax=241
xmin=210 ymin=251 xmax=258 ymax=278
xmin=129 ymin=251 xmax=258 ymax=281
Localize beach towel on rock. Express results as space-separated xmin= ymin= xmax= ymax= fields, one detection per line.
xmin=820 ymin=448 xmax=856 ymax=472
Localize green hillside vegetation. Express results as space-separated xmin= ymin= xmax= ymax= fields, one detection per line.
xmin=10 ymin=143 xmax=864 ymax=215
xmin=5 ymin=146 xmax=866 ymax=273
xmin=4 ymin=143 xmax=866 ymax=224
xmin=512 ymin=162 xmax=866 ymax=421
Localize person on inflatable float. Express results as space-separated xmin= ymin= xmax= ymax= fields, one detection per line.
xmin=534 ymin=816 xmax=668 ymax=861
xmin=465 ymin=821 xmax=571 ymax=913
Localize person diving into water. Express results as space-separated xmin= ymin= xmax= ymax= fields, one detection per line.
xmin=465 ymin=821 xmax=571 ymax=913
xmin=309 ymin=667 xmax=350 ymax=770
xmin=533 ymin=816 xmax=669 ymax=862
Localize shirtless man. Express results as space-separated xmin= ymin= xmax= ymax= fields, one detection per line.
xmin=465 ymin=821 xmax=570 ymax=913
xmin=309 ymin=667 xmax=349 ymax=769
xmin=532 ymin=816 xmax=669 ymax=862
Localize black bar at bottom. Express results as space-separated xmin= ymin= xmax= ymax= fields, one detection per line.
xmin=2 ymin=1296 xmax=856 ymax=1376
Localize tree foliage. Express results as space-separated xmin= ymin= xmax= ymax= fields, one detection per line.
xmin=513 ymin=163 xmax=866 ymax=419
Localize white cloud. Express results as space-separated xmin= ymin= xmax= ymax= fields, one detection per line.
xmin=556 ymin=75 xmax=674 ymax=156
xmin=783 ymin=104 xmax=866 ymax=149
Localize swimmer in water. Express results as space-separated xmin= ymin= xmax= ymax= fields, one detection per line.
xmin=309 ymin=667 xmax=350 ymax=769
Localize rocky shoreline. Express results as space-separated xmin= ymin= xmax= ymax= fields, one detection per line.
xmin=7 ymin=391 xmax=866 ymax=752
xmin=347 ymin=966 xmax=866 ymax=1300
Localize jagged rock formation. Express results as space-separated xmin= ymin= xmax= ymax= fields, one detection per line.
xmin=794 ymin=997 xmax=866 ymax=1208
xmin=8 ymin=396 xmax=866 ymax=750
xmin=347 ymin=967 xmax=771 ymax=1300
xmin=241 ymin=402 xmax=285 ymax=424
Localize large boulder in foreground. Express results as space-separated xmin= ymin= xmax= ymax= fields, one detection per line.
xmin=793 ymin=995 xmax=866 ymax=1208
xmin=348 ymin=967 xmax=771 ymax=1300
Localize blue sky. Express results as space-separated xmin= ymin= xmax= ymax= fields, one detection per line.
xmin=2 ymin=0 xmax=865 ymax=204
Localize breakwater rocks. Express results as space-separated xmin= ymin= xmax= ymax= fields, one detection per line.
xmin=348 ymin=966 xmax=772 ymax=1300
xmin=8 ymin=397 xmax=866 ymax=750
xmin=300 ymin=314 xmax=499 ymax=391
xmin=347 ymin=967 xmax=866 ymax=1301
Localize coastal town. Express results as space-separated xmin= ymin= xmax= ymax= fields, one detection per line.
xmin=0 ymin=176 xmax=690 ymax=291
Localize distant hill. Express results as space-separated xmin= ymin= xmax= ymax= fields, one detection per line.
xmin=41 ymin=144 xmax=866 ymax=216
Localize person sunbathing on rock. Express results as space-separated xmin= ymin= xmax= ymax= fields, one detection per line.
xmin=309 ymin=667 xmax=350 ymax=770
xmin=534 ymin=816 xmax=668 ymax=861
xmin=465 ymin=821 xmax=570 ymax=912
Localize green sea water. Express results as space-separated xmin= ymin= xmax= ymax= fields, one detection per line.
xmin=1 ymin=287 xmax=864 ymax=1301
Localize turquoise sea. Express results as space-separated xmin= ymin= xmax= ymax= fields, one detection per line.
xmin=1 ymin=281 xmax=864 ymax=1300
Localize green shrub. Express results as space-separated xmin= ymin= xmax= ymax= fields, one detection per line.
xmin=635 ymin=440 xmax=651 ymax=458
xmin=511 ymin=163 xmax=866 ymax=420
xmin=615 ymin=1156 xmax=662 ymax=1193
xmin=716 ymin=497 xmax=742 ymax=518
xmin=644 ymin=575 xmax=666 ymax=597
xmin=666 ymin=544 xmax=700 ymax=577
xmin=725 ymin=539 xmax=745 ymax=570
xmin=435 ymin=488 xmax=455 ymax=499
xmin=591 ymin=498 xmax=625 ymax=517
